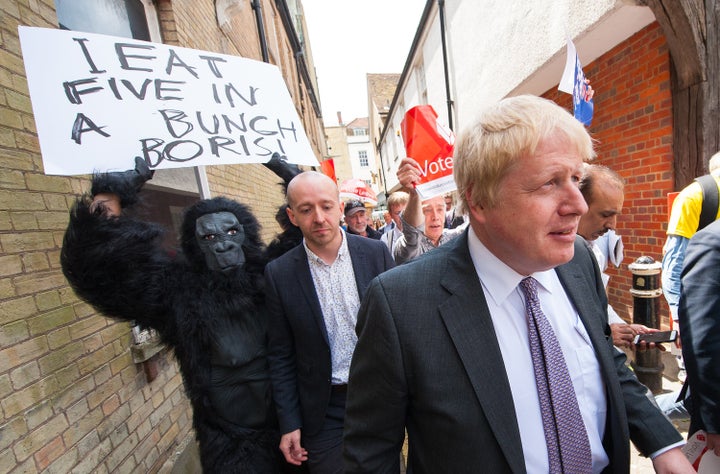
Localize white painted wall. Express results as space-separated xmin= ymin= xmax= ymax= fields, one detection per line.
xmin=445 ymin=0 xmax=654 ymax=129
xmin=347 ymin=131 xmax=380 ymax=195
xmin=377 ymin=0 xmax=655 ymax=192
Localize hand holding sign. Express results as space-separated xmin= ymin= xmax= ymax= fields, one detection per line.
xmin=396 ymin=157 xmax=424 ymax=192
xmin=91 ymin=156 xmax=154 ymax=210
xmin=400 ymin=105 xmax=455 ymax=200
xmin=393 ymin=157 xmax=426 ymax=230
xmin=684 ymin=431 xmax=720 ymax=472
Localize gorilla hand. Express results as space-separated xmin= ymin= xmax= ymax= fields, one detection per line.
xmin=91 ymin=156 xmax=154 ymax=208
xmin=262 ymin=152 xmax=301 ymax=189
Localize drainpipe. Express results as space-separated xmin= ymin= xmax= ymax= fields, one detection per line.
xmin=438 ymin=0 xmax=453 ymax=130
xmin=252 ymin=0 xmax=269 ymax=62
xmin=377 ymin=144 xmax=388 ymax=198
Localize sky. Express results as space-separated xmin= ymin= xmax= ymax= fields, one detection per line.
xmin=301 ymin=0 xmax=427 ymax=126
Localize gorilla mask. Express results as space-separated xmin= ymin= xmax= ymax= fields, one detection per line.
xmin=195 ymin=212 xmax=246 ymax=272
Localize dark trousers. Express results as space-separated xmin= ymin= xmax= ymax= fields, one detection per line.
xmin=303 ymin=386 xmax=347 ymax=474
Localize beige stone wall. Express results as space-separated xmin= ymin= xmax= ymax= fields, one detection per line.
xmin=0 ymin=0 xmax=325 ymax=471
xmin=324 ymin=126 xmax=353 ymax=185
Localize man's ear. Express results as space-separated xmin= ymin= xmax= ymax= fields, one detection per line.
xmin=465 ymin=189 xmax=487 ymax=223
xmin=286 ymin=206 xmax=297 ymax=226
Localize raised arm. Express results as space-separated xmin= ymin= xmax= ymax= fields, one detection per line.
xmin=395 ymin=157 xmax=423 ymax=228
xmin=60 ymin=158 xmax=173 ymax=331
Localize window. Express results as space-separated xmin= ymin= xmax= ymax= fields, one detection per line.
xmin=353 ymin=128 xmax=368 ymax=136
xmin=55 ymin=0 xmax=160 ymax=41
xmin=359 ymin=150 xmax=369 ymax=167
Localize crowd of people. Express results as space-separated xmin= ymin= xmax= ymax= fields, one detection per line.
xmin=60 ymin=94 xmax=718 ymax=473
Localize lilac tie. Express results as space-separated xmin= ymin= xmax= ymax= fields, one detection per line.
xmin=519 ymin=277 xmax=593 ymax=473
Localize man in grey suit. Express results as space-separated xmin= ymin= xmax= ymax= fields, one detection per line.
xmin=266 ymin=171 xmax=394 ymax=473
xmin=344 ymin=95 xmax=692 ymax=473
xmin=679 ymin=218 xmax=720 ymax=456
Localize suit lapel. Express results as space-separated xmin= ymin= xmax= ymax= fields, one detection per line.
xmin=555 ymin=248 xmax=614 ymax=366
xmin=437 ymin=235 xmax=526 ymax=473
xmin=291 ymin=247 xmax=331 ymax=346
xmin=347 ymin=234 xmax=372 ymax=299
xmin=556 ymin=262 xmax=607 ymax=343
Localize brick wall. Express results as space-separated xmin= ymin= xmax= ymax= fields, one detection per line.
xmin=0 ymin=0 xmax=194 ymax=467
xmin=1 ymin=0 xmax=324 ymax=472
xmin=543 ymin=22 xmax=673 ymax=326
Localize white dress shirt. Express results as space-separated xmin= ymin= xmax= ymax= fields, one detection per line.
xmin=467 ymin=229 xmax=609 ymax=473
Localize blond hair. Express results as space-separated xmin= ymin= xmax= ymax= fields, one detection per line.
xmin=453 ymin=95 xmax=595 ymax=213
xmin=387 ymin=191 xmax=410 ymax=208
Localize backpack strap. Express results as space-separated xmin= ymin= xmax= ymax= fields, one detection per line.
xmin=694 ymin=174 xmax=719 ymax=231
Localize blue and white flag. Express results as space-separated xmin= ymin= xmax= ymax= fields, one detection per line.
xmin=558 ymin=38 xmax=594 ymax=126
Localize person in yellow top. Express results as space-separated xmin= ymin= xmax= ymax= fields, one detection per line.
xmin=662 ymin=151 xmax=720 ymax=325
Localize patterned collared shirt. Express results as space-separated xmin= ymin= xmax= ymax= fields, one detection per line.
xmin=303 ymin=230 xmax=360 ymax=384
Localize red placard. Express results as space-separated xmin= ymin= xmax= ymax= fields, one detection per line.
xmin=320 ymin=158 xmax=336 ymax=183
xmin=401 ymin=105 xmax=455 ymax=199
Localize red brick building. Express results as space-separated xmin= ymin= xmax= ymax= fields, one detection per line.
xmin=544 ymin=22 xmax=673 ymax=322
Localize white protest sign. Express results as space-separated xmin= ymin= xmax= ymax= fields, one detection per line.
xmin=19 ymin=26 xmax=320 ymax=175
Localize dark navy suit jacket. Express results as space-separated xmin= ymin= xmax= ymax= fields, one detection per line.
xmin=265 ymin=232 xmax=394 ymax=436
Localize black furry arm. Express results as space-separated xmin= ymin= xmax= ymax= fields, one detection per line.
xmin=262 ymin=152 xmax=301 ymax=190
xmin=91 ymin=156 xmax=153 ymax=207
xmin=61 ymin=195 xmax=173 ymax=333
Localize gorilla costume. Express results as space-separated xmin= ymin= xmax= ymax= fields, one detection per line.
xmin=265 ymin=203 xmax=303 ymax=261
xmin=61 ymin=157 xmax=301 ymax=473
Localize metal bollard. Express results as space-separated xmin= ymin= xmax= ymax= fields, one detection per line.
xmin=628 ymin=256 xmax=664 ymax=394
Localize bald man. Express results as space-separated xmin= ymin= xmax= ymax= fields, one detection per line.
xmin=265 ymin=172 xmax=394 ymax=473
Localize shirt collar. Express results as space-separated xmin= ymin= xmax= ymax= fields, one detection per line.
xmin=467 ymin=228 xmax=556 ymax=306
xmin=303 ymin=228 xmax=349 ymax=265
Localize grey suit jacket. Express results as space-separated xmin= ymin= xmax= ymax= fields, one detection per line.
xmin=344 ymin=230 xmax=682 ymax=473
xmin=679 ymin=218 xmax=720 ymax=435
xmin=265 ymin=232 xmax=394 ymax=436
